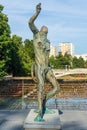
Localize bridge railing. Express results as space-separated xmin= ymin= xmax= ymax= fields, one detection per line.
xmin=53 ymin=68 xmax=87 ymax=77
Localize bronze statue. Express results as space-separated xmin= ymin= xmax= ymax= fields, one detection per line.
xmin=29 ymin=3 xmax=60 ymax=121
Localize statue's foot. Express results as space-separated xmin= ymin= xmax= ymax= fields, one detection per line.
xmin=45 ymin=108 xmax=55 ymax=114
xmin=34 ymin=109 xmax=40 ymax=113
xmin=34 ymin=108 xmax=55 ymax=114
xmin=34 ymin=115 xmax=45 ymax=122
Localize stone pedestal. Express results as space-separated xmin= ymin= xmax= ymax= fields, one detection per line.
xmin=24 ymin=109 xmax=61 ymax=130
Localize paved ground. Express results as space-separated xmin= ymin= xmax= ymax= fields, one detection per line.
xmin=60 ymin=110 xmax=87 ymax=130
xmin=0 ymin=109 xmax=87 ymax=130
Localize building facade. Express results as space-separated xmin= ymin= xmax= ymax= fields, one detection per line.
xmin=59 ymin=42 xmax=74 ymax=57
xmin=49 ymin=45 xmax=58 ymax=57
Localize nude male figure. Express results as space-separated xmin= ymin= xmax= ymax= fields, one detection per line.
xmin=29 ymin=3 xmax=60 ymax=121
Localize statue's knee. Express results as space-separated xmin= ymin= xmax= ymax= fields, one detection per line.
xmin=55 ymin=87 xmax=60 ymax=93
xmin=38 ymin=83 xmax=44 ymax=94
xmin=57 ymin=86 xmax=60 ymax=92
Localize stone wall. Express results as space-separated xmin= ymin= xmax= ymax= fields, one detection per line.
xmin=0 ymin=78 xmax=87 ymax=99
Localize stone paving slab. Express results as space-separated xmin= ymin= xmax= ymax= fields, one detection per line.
xmin=0 ymin=109 xmax=29 ymax=130
xmin=60 ymin=110 xmax=87 ymax=130
xmin=0 ymin=109 xmax=87 ymax=130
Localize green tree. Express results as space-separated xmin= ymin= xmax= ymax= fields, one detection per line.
xmin=0 ymin=60 xmax=7 ymax=77
xmin=0 ymin=4 xmax=34 ymax=77
xmin=9 ymin=35 xmax=23 ymax=76
xmin=84 ymin=60 xmax=87 ymax=68
xmin=72 ymin=56 xmax=78 ymax=68
xmin=55 ymin=53 xmax=65 ymax=68
xmin=0 ymin=4 xmax=11 ymax=77
xmin=78 ymin=56 xmax=85 ymax=68
xmin=24 ymin=39 xmax=35 ymax=60
xmin=20 ymin=47 xmax=33 ymax=76
xmin=72 ymin=56 xmax=85 ymax=68
xmin=49 ymin=55 xmax=56 ymax=68
xmin=0 ymin=5 xmax=11 ymax=40
xmin=63 ymin=53 xmax=72 ymax=68
xmin=23 ymin=39 xmax=35 ymax=75
xmin=49 ymin=52 xmax=72 ymax=69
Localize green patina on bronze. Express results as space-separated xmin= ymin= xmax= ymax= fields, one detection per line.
xmin=28 ymin=3 xmax=60 ymax=122
xmin=34 ymin=108 xmax=55 ymax=114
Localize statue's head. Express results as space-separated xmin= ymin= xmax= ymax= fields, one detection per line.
xmin=40 ymin=26 xmax=48 ymax=34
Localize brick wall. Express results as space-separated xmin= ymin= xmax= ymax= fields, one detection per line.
xmin=0 ymin=78 xmax=87 ymax=99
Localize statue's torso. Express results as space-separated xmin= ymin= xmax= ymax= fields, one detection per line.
xmin=33 ymin=32 xmax=50 ymax=69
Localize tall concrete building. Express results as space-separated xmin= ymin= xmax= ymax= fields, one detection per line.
xmin=49 ymin=45 xmax=58 ymax=57
xmin=59 ymin=42 xmax=74 ymax=56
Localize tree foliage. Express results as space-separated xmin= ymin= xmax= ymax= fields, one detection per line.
xmin=0 ymin=4 xmax=34 ymax=77
xmin=72 ymin=56 xmax=85 ymax=68
xmin=24 ymin=39 xmax=35 ymax=60
xmin=49 ymin=53 xmax=86 ymax=69
xmin=49 ymin=52 xmax=72 ymax=69
xmin=0 ymin=4 xmax=11 ymax=77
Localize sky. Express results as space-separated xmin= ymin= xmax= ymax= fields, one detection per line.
xmin=1 ymin=0 xmax=87 ymax=54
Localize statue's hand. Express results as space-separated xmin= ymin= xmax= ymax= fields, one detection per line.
xmin=36 ymin=3 xmax=41 ymax=13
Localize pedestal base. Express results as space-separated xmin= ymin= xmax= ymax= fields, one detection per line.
xmin=24 ymin=109 xmax=61 ymax=130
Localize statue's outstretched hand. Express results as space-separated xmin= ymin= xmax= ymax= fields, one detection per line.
xmin=36 ymin=3 xmax=41 ymax=13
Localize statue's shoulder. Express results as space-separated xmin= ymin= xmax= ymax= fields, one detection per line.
xmin=46 ymin=39 xmax=50 ymax=43
xmin=34 ymin=32 xmax=42 ymax=45
xmin=34 ymin=32 xmax=40 ymax=38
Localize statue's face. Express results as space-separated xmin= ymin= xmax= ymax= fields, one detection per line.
xmin=40 ymin=26 xmax=48 ymax=34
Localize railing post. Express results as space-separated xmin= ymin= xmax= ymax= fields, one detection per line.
xmin=22 ymin=79 xmax=26 ymax=109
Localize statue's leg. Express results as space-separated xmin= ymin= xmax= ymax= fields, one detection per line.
xmin=46 ymin=69 xmax=60 ymax=100
xmin=38 ymin=79 xmax=44 ymax=118
xmin=35 ymin=68 xmax=45 ymax=121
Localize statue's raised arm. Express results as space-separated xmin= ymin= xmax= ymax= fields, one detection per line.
xmin=29 ymin=3 xmax=41 ymax=34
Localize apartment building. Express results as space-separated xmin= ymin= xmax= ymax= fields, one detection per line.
xmin=59 ymin=42 xmax=74 ymax=56
xmin=49 ymin=45 xmax=58 ymax=57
